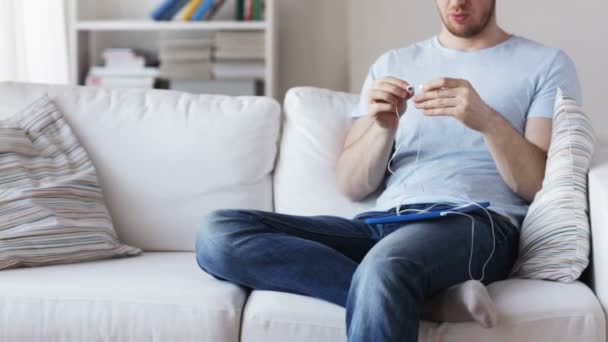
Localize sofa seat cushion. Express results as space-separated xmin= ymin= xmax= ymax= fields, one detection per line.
xmin=0 ymin=252 xmax=247 ymax=342
xmin=240 ymin=279 xmax=605 ymax=342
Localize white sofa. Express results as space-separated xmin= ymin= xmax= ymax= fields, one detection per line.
xmin=0 ymin=82 xmax=605 ymax=342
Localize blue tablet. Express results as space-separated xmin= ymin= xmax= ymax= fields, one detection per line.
xmin=363 ymin=202 xmax=491 ymax=225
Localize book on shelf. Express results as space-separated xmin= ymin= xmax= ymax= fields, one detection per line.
xmin=214 ymin=31 xmax=265 ymax=45
xmin=151 ymin=0 xmax=227 ymax=21
xmin=252 ymin=0 xmax=262 ymax=20
xmin=151 ymin=0 xmax=188 ymax=21
xmin=206 ymin=0 xmax=228 ymax=20
xmin=160 ymin=50 xmax=212 ymax=62
xmin=244 ymin=0 xmax=252 ymax=20
xmin=235 ymin=0 xmax=263 ymax=21
xmin=212 ymin=61 xmax=265 ymax=79
xmin=214 ymin=31 xmax=265 ymax=59
xmin=160 ymin=37 xmax=213 ymax=50
xmin=181 ymin=0 xmax=202 ymax=20
xmin=86 ymin=76 xmax=155 ymax=89
xmin=159 ymin=38 xmax=213 ymax=61
xmin=89 ymin=66 xmax=159 ymax=78
xmin=159 ymin=38 xmax=213 ymax=80
xmin=214 ymin=48 xmax=265 ymax=60
xmin=151 ymin=0 xmax=179 ymax=20
xmin=104 ymin=57 xmax=145 ymax=69
xmin=170 ymin=79 xmax=261 ymax=96
xmin=236 ymin=0 xmax=244 ymax=20
xmin=165 ymin=0 xmax=190 ymax=20
xmin=86 ymin=49 xmax=158 ymax=89
xmin=102 ymin=48 xmax=145 ymax=68
xmin=160 ymin=62 xmax=212 ymax=80
xmin=213 ymin=31 xmax=265 ymax=78
xmin=192 ymin=0 xmax=214 ymax=21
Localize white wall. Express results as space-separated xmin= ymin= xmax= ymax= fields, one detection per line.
xmin=349 ymin=0 xmax=608 ymax=138
xmin=277 ymin=0 xmax=349 ymax=97
xmin=349 ymin=1 xmax=440 ymax=91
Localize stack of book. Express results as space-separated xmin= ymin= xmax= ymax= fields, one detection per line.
xmin=159 ymin=38 xmax=213 ymax=80
xmin=212 ymin=31 xmax=265 ymax=80
xmin=151 ymin=0 xmax=227 ymax=21
xmin=85 ymin=49 xmax=158 ymax=89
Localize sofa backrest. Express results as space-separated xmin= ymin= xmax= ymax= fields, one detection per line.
xmin=273 ymin=87 xmax=377 ymax=217
xmin=0 ymin=82 xmax=281 ymax=252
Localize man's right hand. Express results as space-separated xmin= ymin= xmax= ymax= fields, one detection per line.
xmin=367 ymin=77 xmax=413 ymax=129
xmin=338 ymin=76 xmax=412 ymax=200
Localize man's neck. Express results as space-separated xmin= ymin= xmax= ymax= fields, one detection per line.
xmin=437 ymin=23 xmax=511 ymax=52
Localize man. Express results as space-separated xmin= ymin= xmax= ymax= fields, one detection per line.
xmin=195 ymin=0 xmax=581 ymax=341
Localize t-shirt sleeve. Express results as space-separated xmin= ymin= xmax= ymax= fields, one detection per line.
xmin=527 ymin=50 xmax=582 ymax=119
xmin=351 ymin=66 xmax=376 ymax=118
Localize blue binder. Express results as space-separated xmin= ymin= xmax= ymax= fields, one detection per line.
xmin=363 ymin=202 xmax=491 ymax=225
xmin=151 ymin=0 xmax=189 ymax=21
xmin=192 ymin=0 xmax=215 ymax=21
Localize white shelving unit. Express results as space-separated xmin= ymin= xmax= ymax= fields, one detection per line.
xmin=68 ymin=0 xmax=277 ymax=98
xmin=75 ymin=20 xmax=268 ymax=31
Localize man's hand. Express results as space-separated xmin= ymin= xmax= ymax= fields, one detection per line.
xmin=413 ymin=78 xmax=498 ymax=133
xmin=367 ymin=77 xmax=413 ymax=129
xmin=337 ymin=76 xmax=413 ymax=201
xmin=413 ymin=77 xmax=549 ymax=202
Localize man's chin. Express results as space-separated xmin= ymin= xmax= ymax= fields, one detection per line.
xmin=446 ymin=25 xmax=483 ymax=39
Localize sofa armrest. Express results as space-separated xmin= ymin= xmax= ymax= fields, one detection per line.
xmin=589 ymin=140 xmax=608 ymax=316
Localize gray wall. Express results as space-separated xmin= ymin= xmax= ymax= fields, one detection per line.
xmin=277 ymin=0 xmax=349 ymax=97
xmin=349 ymin=0 xmax=608 ymax=139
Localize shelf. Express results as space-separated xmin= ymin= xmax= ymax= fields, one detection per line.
xmin=75 ymin=20 xmax=268 ymax=31
xmin=69 ymin=0 xmax=276 ymax=97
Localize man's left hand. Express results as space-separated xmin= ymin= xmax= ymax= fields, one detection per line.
xmin=413 ymin=78 xmax=498 ymax=133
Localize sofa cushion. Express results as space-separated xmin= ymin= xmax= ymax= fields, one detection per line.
xmin=512 ymin=89 xmax=594 ymax=281
xmin=240 ymin=280 xmax=605 ymax=342
xmin=0 ymin=96 xmax=141 ymax=270
xmin=0 ymin=252 xmax=246 ymax=342
xmin=274 ymin=87 xmax=375 ymax=217
xmin=0 ymin=82 xmax=281 ymax=251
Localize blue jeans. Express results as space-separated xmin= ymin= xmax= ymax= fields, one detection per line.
xmin=195 ymin=204 xmax=519 ymax=342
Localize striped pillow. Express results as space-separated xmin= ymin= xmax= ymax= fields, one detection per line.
xmin=0 ymin=96 xmax=141 ymax=270
xmin=512 ymin=89 xmax=594 ymax=282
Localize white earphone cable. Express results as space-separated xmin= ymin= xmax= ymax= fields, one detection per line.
xmin=440 ymin=202 xmax=496 ymax=282
xmin=383 ymin=85 xmax=496 ymax=282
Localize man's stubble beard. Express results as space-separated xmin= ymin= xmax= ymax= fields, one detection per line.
xmin=442 ymin=0 xmax=496 ymax=38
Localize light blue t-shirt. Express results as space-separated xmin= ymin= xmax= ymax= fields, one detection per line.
xmin=352 ymin=35 xmax=582 ymax=228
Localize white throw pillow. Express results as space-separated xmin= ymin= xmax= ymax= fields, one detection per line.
xmin=512 ymin=89 xmax=594 ymax=282
xmin=274 ymin=87 xmax=376 ymax=217
xmin=0 ymin=96 xmax=141 ymax=270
